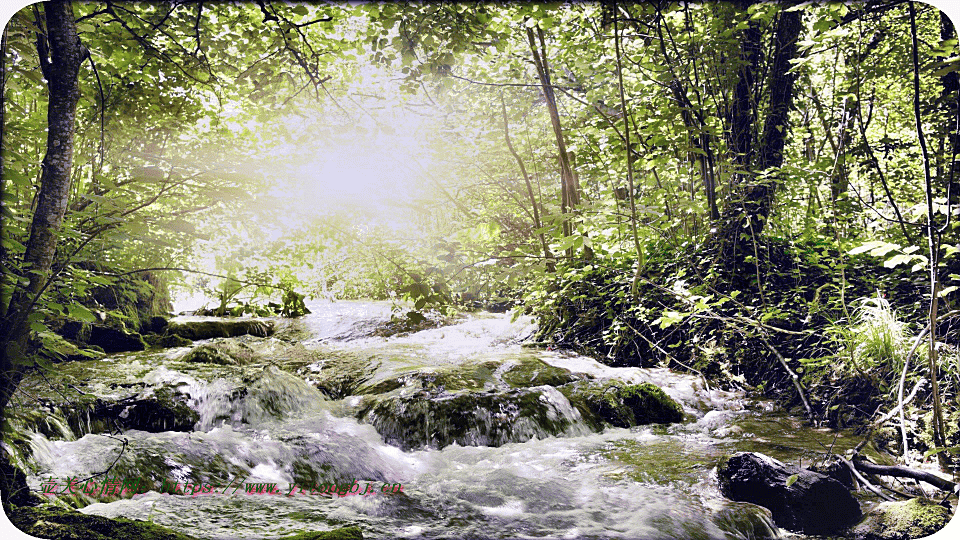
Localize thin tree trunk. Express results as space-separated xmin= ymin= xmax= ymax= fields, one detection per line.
xmin=526 ymin=25 xmax=580 ymax=255
xmin=910 ymin=1 xmax=949 ymax=467
xmin=500 ymin=94 xmax=555 ymax=271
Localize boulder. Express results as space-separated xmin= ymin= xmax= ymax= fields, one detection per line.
xmin=717 ymin=452 xmax=862 ymax=535
xmin=37 ymin=331 xmax=104 ymax=362
xmin=167 ymin=318 xmax=274 ymax=340
xmin=560 ymin=380 xmax=684 ymax=429
xmin=499 ymin=358 xmax=577 ymax=388
xmin=852 ymin=498 xmax=952 ymax=540
xmin=145 ymin=315 xmax=170 ymax=334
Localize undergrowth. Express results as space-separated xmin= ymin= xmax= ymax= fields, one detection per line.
xmin=522 ymin=236 xmax=958 ymax=458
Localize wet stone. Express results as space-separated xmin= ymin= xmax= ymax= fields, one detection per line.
xmin=717 ymin=451 xmax=862 ymax=535
xmin=143 ymin=333 xmax=192 ymax=349
xmin=181 ymin=339 xmax=260 ymax=365
xmin=87 ymin=324 xmax=147 ymax=353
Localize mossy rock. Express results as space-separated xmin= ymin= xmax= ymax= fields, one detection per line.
xmin=143 ymin=333 xmax=193 ymax=349
xmin=8 ymin=504 xmax=200 ymax=540
xmin=560 ymin=380 xmax=684 ymax=429
xmin=167 ymin=319 xmax=274 ymax=340
xmin=499 ymin=358 xmax=577 ymax=388
xmin=852 ymin=498 xmax=953 ymax=540
xmin=300 ymin=351 xmax=380 ymax=399
xmin=182 ymin=340 xmax=260 ymax=365
xmin=280 ymin=526 xmax=363 ymax=540
xmin=360 ymin=386 xmax=584 ymax=450
xmin=356 ymin=362 xmax=499 ymax=396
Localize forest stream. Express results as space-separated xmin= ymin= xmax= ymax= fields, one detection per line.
xmin=9 ymin=301 xmax=885 ymax=540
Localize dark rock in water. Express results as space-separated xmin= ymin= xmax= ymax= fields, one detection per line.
xmin=9 ymin=504 xmax=200 ymax=540
xmin=852 ymin=498 xmax=952 ymax=540
xmin=360 ymin=386 xmax=586 ymax=450
xmin=168 ymin=318 xmax=274 ymax=340
xmin=58 ymin=387 xmax=199 ymax=436
xmin=279 ymin=526 xmax=364 ymax=540
xmin=144 ymin=333 xmax=193 ymax=348
xmin=87 ymin=324 xmax=147 ymax=353
xmin=560 ymin=380 xmax=684 ymax=429
xmin=371 ymin=311 xmax=441 ymax=337
xmin=146 ymin=315 xmax=170 ymax=334
xmin=717 ymin=452 xmax=862 ymax=535
xmin=53 ymin=317 xmax=146 ymax=353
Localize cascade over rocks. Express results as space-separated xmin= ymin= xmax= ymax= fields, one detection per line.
xmin=717 ymin=452 xmax=862 ymax=535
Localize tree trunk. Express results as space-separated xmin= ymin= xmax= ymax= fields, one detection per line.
xmin=715 ymin=7 xmax=802 ymax=263
xmin=1 ymin=0 xmax=82 ymax=434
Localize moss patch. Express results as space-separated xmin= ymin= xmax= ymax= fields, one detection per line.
xmin=8 ymin=505 xmax=199 ymax=540
xmin=853 ymin=498 xmax=952 ymax=540
xmin=280 ymin=526 xmax=364 ymax=540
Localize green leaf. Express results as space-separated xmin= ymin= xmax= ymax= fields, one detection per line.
xmin=67 ymin=304 xmax=97 ymax=323
xmin=785 ymin=474 xmax=799 ymax=487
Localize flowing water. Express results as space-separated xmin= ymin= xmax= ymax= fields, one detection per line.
xmin=9 ymin=301 xmax=872 ymax=539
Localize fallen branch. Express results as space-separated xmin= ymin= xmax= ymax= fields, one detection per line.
xmin=851 ymin=458 xmax=958 ymax=495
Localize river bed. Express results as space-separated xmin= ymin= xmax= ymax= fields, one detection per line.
xmin=9 ymin=301 xmax=881 ymax=539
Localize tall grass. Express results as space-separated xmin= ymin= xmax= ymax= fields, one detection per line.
xmin=850 ymin=294 xmax=908 ymax=373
